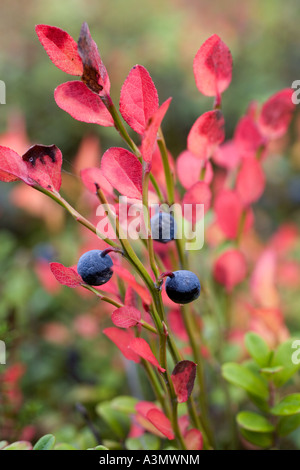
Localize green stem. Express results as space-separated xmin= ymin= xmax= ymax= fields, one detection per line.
xmin=181 ymin=304 xmax=214 ymax=447
xmin=157 ymin=129 xmax=175 ymax=204
xmin=82 ymin=285 xmax=124 ymax=308
xmin=36 ymin=187 xmax=119 ymax=248
xmin=142 ymin=166 xmax=160 ymax=280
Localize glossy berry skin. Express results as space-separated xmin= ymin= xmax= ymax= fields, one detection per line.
xmin=77 ymin=250 xmax=113 ymax=286
xmin=150 ymin=212 xmax=177 ymax=244
xmin=165 ymin=270 xmax=201 ymax=304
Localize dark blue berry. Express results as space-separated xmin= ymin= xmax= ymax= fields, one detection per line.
xmin=77 ymin=250 xmax=113 ymax=286
xmin=150 ymin=212 xmax=177 ymax=244
xmin=165 ymin=270 xmax=201 ymax=304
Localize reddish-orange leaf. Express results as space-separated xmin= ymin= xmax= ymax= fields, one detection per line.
xmin=184 ymin=429 xmax=203 ymax=450
xmin=135 ymin=402 xmax=165 ymax=438
xmin=124 ymin=286 xmax=138 ymax=307
xmin=101 ymin=147 xmax=143 ymax=199
xmin=213 ymin=249 xmax=247 ymax=292
xmin=35 ymin=25 xmax=83 ymax=75
xmin=182 ymin=181 xmax=212 ymax=225
xmin=50 ymin=262 xmax=83 ymax=288
xmin=193 ymin=34 xmax=232 ymax=97
xmin=234 ymin=116 xmax=264 ymax=158
xmin=236 ymin=157 xmax=265 ymax=206
xmin=187 ymin=110 xmax=225 ymax=160
xmin=77 ymin=22 xmax=110 ymax=95
xmin=141 ymin=98 xmax=172 ymax=163
xmin=171 ymin=360 xmax=197 ymax=403
xmin=0 ymin=144 xmax=62 ymax=193
xmin=54 ymin=81 xmax=114 ymax=126
xmin=146 ymin=409 xmax=175 ymax=440
xmin=120 ymin=65 xmax=159 ymax=135
xmin=212 ymin=140 xmax=241 ymax=169
xmin=168 ymin=309 xmax=189 ymax=341
xmin=176 ymin=150 xmax=213 ymax=189
xmin=113 ymin=265 xmax=151 ymax=304
xmin=103 ymin=327 xmax=140 ymax=363
xmin=111 ymin=306 xmax=141 ymax=328
xmin=258 ymin=89 xmax=295 ymax=139
xmin=129 ymin=337 xmax=165 ymax=372
xmin=80 ymin=167 xmax=114 ymax=195
xmin=250 ymin=249 xmax=279 ymax=309
xmin=214 ymin=189 xmax=253 ymax=239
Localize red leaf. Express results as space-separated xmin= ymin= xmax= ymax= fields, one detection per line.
xmin=136 ymin=401 xmax=160 ymax=417
xmin=250 ymin=250 xmax=279 ymax=308
xmin=113 ymin=265 xmax=151 ymax=305
xmin=135 ymin=402 xmax=165 ymax=438
xmin=120 ymin=65 xmax=159 ymax=135
xmin=146 ymin=409 xmax=175 ymax=440
xmin=258 ymin=89 xmax=295 ymax=139
xmin=103 ymin=327 xmax=140 ymax=363
xmin=236 ymin=157 xmax=265 ymax=206
xmin=176 ymin=150 xmax=213 ymax=189
xmin=187 ymin=110 xmax=225 ymax=160
xmin=184 ymin=429 xmax=203 ymax=450
xmin=182 ymin=181 xmax=211 ymax=225
xmin=129 ymin=337 xmax=165 ymax=372
xmin=111 ymin=306 xmax=141 ymax=328
xmin=77 ymin=22 xmax=110 ymax=95
xmin=80 ymin=167 xmax=114 ymax=195
xmin=213 ymin=249 xmax=247 ymax=292
xmin=212 ymin=140 xmax=241 ymax=169
xmin=234 ymin=116 xmax=264 ymax=158
xmin=171 ymin=360 xmax=197 ymax=403
xmin=50 ymin=262 xmax=83 ymax=288
xmin=22 ymin=145 xmax=62 ymax=192
xmin=214 ymin=189 xmax=253 ymax=239
xmin=193 ymin=34 xmax=232 ymax=97
xmin=0 ymin=147 xmax=26 ymax=183
xmin=141 ymin=98 xmax=172 ymax=163
xmin=101 ymin=147 xmax=143 ymax=199
xmin=168 ymin=309 xmax=189 ymax=341
xmin=54 ymin=81 xmax=114 ymax=127
xmin=35 ymin=25 xmax=83 ymax=75
xmin=124 ymin=286 xmax=138 ymax=307
xmin=0 ymin=144 xmax=62 ymax=193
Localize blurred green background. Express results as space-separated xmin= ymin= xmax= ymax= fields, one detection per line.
xmin=0 ymin=0 xmax=300 ymax=448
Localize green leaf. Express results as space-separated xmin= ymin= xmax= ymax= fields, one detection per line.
xmin=222 ymin=363 xmax=269 ymax=400
xmin=96 ymin=402 xmax=130 ymax=439
xmin=126 ymin=434 xmax=161 ymax=451
xmin=110 ymin=396 xmax=138 ymax=415
xmin=0 ymin=441 xmax=8 ymax=450
xmin=271 ymin=394 xmax=300 ymax=416
xmin=3 ymin=441 xmax=33 ymax=450
xmin=260 ymin=366 xmax=283 ymax=379
xmin=245 ymin=333 xmax=271 ymax=368
xmin=102 ymin=440 xmax=123 ymax=450
xmin=240 ymin=429 xmax=273 ymax=448
xmin=237 ymin=411 xmax=275 ymax=433
xmin=87 ymin=445 xmax=109 ymax=450
xmin=247 ymin=393 xmax=270 ymax=413
xmin=33 ymin=434 xmax=56 ymax=450
xmin=278 ymin=414 xmax=300 ymax=436
xmin=271 ymin=339 xmax=300 ymax=387
xmin=54 ymin=443 xmax=77 ymax=450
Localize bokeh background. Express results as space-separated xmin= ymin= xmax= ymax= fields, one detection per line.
xmin=0 ymin=0 xmax=300 ymax=448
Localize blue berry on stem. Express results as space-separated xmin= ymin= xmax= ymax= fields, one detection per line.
xmin=150 ymin=212 xmax=177 ymax=244
xmin=165 ymin=270 xmax=201 ymax=304
xmin=77 ymin=249 xmax=113 ymax=286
